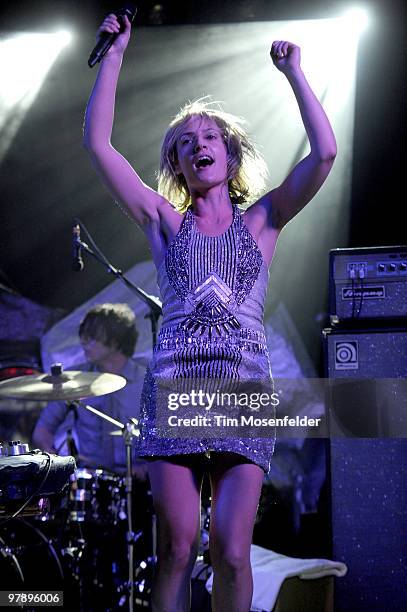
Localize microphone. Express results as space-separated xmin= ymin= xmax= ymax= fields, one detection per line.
xmin=72 ymin=221 xmax=84 ymax=272
xmin=88 ymin=4 xmax=137 ymax=68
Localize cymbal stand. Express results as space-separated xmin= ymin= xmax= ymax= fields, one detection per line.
xmin=74 ymin=400 xmax=142 ymax=612
xmin=122 ymin=420 xmax=142 ymax=612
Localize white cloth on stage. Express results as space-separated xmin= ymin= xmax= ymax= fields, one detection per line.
xmin=205 ymin=543 xmax=347 ymax=611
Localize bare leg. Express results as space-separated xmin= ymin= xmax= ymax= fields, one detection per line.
xmin=147 ymin=458 xmax=204 ymax=612
xmin=208 ymin=453 xmax=264 ymax=612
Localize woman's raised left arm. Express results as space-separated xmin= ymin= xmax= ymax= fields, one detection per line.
xmin=254 ymin=41 xmax=337 ymax=231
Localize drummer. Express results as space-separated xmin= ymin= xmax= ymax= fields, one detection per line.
xmin=32 ymin=303 xmax=148 ymax=480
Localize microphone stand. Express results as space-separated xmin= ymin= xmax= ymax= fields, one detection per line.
xmin=73 ymin=220 xmax=159 ymax=608
xmin=74 ymin=225 xmax=162 ymax=348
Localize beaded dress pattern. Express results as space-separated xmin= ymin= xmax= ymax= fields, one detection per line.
xmin=138 ymin=204 xmax=275 ymax=474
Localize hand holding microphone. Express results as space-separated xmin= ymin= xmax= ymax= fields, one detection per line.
xmin=88 ymin=4 xmax=137 ymax=67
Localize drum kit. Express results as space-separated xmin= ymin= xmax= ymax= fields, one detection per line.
xmin=0 ymin=364 xmax=156 ymax=611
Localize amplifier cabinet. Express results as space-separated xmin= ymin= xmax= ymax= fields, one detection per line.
xmin=323 ymin=326 xmax=407 ymax=611
xmin=329 ymin=246 xmax=407 ymax=323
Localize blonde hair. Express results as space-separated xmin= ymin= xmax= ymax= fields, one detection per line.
xmin=157 ymin=97 xmax=269 ymax=212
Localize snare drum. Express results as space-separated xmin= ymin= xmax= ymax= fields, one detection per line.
xmin=68 ymin=468 xmax=125 ymax=524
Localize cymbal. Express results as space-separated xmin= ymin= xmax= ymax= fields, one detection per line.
xmin=0 ymin=370 xmax=126 ymax=401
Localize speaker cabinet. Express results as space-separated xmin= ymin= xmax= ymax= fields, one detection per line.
xmin=323 ymin=327 xmax=407 ymax=611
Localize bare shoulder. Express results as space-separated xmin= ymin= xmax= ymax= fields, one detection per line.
xmin=157 ymin=198 xmax=184 ymax=223
xmin=243 ymin=189 xmax=282 ymax=231
xmin=242 ymin=194 xmax=281 ymax=267
xmin=156 ymin=198 xmax=184 ymax=240
xmin=141 ymin=198 xmax=185 ymax=268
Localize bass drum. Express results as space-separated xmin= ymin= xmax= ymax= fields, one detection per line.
xmin=0 ymin=518 xmax=64 ymax=591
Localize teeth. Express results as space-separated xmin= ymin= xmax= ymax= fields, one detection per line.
xmin=194 ymin=155 xmax=214 ymax=168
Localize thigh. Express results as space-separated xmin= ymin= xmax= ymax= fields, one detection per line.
xmin=147 ymin=456 xmax=205 ymax=544
xmin=208 ymin=453 xmax=264 ymax=553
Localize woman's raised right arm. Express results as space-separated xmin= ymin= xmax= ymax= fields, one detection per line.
xmin=83 ymin=14 xmax=163 ymax=226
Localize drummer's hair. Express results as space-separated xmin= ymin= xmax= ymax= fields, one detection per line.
xmin=79 ymin=303 xmax=138 ymax=357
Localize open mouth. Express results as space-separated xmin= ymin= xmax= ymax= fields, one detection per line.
xmin=194 ymin=155 xmax=215 ymax=169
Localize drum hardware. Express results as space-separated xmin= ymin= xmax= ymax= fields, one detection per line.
xmin=115 ymin=419 xmax=146 ymax=612
xmin=0 ymin=364 xmax=156 ymax=610
xmin=199 ymin=503 xmax=211 ymax=561
xmin=67 ymin=467 xmax=125 ymax=525
xmin=66 ymin=414 xmax=156 ymax=611
xmin=0 ymin=440 xmax=30 ymax=456
xmin=59 ymin=536 xmax=87 ymax=605
xmin=0 ymin=496 xmax=51 ymax=520
xmin=52 ymin=400 xmax=80 ymax=462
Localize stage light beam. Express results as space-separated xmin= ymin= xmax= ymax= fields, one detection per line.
xmin=0 ymin=31 xmax=73 ymax=163
xmin=56 ymin=30 xmax=73 ymax=47
xmin=342 ymin=6 xmax=370 ymax=35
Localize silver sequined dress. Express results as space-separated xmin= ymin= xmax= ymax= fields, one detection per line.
xmin=138 ymin=204 xmax=275 ymax=474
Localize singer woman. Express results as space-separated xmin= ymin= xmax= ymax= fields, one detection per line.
xmin=83 ymin=13 xmax=336 ymax=612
